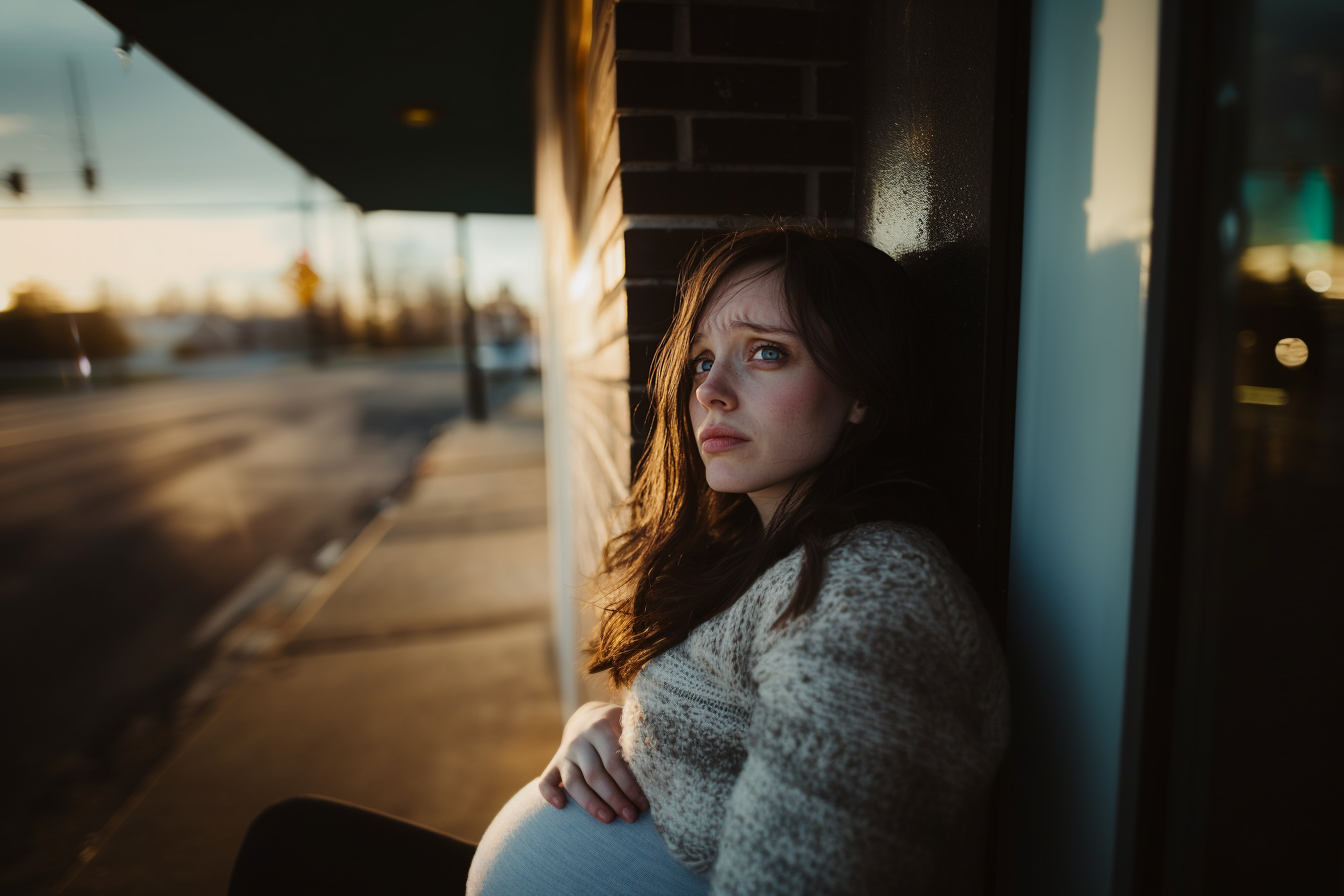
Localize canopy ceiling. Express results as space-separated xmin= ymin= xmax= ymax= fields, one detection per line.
xmin=83 ymin=0 xmax=538 ymax=213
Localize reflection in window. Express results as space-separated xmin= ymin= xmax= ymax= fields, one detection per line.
xmin=1203 ymin=0 xmax=1344 ymax=888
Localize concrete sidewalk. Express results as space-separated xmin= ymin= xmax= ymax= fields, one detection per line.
xmin=59 ymin=385 xmax=562 ymax=895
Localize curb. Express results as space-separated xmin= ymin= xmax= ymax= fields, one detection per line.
xmin=48 ymin=425 xmax=449 ymax=894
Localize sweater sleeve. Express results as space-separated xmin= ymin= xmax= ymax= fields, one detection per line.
xmin=708 ymin=529 xmax=1010 ymax=896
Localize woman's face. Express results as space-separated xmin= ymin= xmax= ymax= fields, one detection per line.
xmin=688 ymin=264 xmax=865 ymax=524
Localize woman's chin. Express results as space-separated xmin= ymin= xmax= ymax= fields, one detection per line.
xmin=704 ymin=471 xmax=753 ymax=495
xmin=705 ymin=469 xmax=775 ymax=495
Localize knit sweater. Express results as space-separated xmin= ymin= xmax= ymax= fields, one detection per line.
xmin=619 ymin=522 xmax=1010 ymax=896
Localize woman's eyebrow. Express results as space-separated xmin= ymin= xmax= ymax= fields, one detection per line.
xmin=731 ymin=319 xmax=798 ymax=336
xmin=692 ymin=319 xmax=799 ymax=341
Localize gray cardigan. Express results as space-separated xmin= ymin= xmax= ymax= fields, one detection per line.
xmin=620 ymin=522 xmax=1010 ymax=895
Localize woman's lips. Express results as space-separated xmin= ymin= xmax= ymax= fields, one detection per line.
xmin=699 ymin=426 xmax=748 ymax=454
xmin=701 ymin=436 xmax=748 ymax=453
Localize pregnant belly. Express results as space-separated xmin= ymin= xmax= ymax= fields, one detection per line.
xmin=466 ymin=779 xmax=710 ymax=896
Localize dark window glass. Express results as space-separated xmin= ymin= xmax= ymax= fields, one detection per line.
xmin=1200 ymin=0 xmax=1344 ymax=889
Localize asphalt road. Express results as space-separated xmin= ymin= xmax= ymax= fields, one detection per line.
xmin=0 ymin=353 xmax=496 ymax=885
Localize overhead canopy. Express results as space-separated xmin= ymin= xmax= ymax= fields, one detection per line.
xmin=83 ymin=0 xmax=538 ymax=213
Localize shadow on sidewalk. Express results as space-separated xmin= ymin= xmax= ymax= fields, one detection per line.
xmin=57 ymin=383 xmax=561 ymax=896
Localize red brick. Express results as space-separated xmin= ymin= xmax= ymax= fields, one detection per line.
xmin=616 ymin=60 xmax=801 ymax=113
xmin=621 ymin=170 xmax=806 ymax=215
xmin=818 ymin=171 xmax=854 ymax=218
xmin=624 ymin=228 xmax=718 ymax=278
xmin=689 ymin=6 xmax=846 ymax=60
xmin=629 ymin=335 xmax=662 ymax=385
xmin=626 ymin=283 xmax=678 ymax=334
xmin=619 ymin=116 xmax=678 ymax=162
xmin=615 ymin=3 xmax=674 ymax=52
xmin=816 ymin=65 xmax=852 ymax=115
xmin=692 ymin=118 xmax=852 ymax=165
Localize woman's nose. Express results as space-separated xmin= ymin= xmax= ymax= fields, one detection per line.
xmin=695 ymin=365 xmax=736 ymax=410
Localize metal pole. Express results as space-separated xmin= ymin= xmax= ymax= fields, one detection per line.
xmin=300 ymin=175 xmax=325 ymax=365
xmin=65 ymin=57 xmax=98 ymax=192
xmin=357 ymin=206 xmax=382 ymax=347
xmin=299 ymin=174 xmax=313 ymax=255
xmin=456 ymin=213 xmax=487 ymax=421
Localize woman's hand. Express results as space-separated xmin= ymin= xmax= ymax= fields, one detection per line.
xmin=539 ymin=701 xmax=649 ymax=824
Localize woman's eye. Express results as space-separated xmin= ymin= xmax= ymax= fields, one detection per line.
xmin=751 ymin=345 xmax=784 ymax=362
xmin=691 ymin=358 xmax=713 ymax=374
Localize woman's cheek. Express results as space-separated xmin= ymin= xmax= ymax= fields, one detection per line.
xmin=775 ymin=379 xmax=847 ymax=463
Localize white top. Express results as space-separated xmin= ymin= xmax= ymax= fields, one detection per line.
xmin=467 ymin=777 xmax=709 ymax=895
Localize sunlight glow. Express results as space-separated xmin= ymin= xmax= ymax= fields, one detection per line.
xmin=1275 ymin=337 xmax=1309 ymax=368
xmin=1305 ymin=269 xmax=1332 ymax=293
xmin=1236 ymin=386 xmax=1289 ymax=406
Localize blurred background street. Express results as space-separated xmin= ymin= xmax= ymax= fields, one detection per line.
xmin=0 ymin=355 xmax=533 ymax=888
xmin=0 ymin=0 xmax=548 ymax=884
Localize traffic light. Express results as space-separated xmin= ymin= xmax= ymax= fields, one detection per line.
xmin=4 ymin=168 xmax=25 ymax=198
xmin=82 ymin=164 xmax=97 ymax=192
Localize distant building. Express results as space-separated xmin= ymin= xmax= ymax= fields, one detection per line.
xmin=0 ymin=281 xmax=130 ymax=362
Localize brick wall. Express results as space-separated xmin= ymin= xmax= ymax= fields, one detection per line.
xmin=615 ymin=0 xmax=856 ymax=469
xmin=536 ymin=0 xmax=857 ymax=708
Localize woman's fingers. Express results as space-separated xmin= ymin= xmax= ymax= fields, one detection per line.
xmin=583 ymin=716 xmax=650 ymax=811
xmin=558 ymin=758 xmax=617 ymax=823
xmin=540 ymin=703 xmax=646 ymax=822
xmin=537 ymin=766 xmax=566 ymax=809
xmin=568 ymin=743 xmax=640 ymax=823
xmin=604 ymin=757 xmax=649 ymax=812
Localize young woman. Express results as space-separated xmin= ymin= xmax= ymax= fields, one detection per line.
xmin=229 ymin=225 xmax=1008 ymax=896
xmin=466 ymin=225 xmax=1010 ymax=895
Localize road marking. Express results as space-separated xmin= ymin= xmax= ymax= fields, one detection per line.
xmin=312 ymin=538 xmax=346 ymax=572
xmin=49 ymin=502 xmax=403 ymax=895
xmin=267 ymin=505 xmax=400 ymax=649
xmin=189 ymin=556 xmax=293 ymax=647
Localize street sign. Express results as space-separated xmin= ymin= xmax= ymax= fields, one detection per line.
xmin=284 ymin=255 xmax=321 ymax=307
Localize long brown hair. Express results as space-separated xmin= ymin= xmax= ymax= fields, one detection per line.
xmin=586 ymin=224 xmax=942 ymax=687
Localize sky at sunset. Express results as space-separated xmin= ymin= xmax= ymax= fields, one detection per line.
xmin=0 ymin=0 xmax=542 ymax=316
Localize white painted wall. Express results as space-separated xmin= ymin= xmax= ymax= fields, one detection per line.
xmin=1009 ymin=0 xmax=1160 ymax=892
